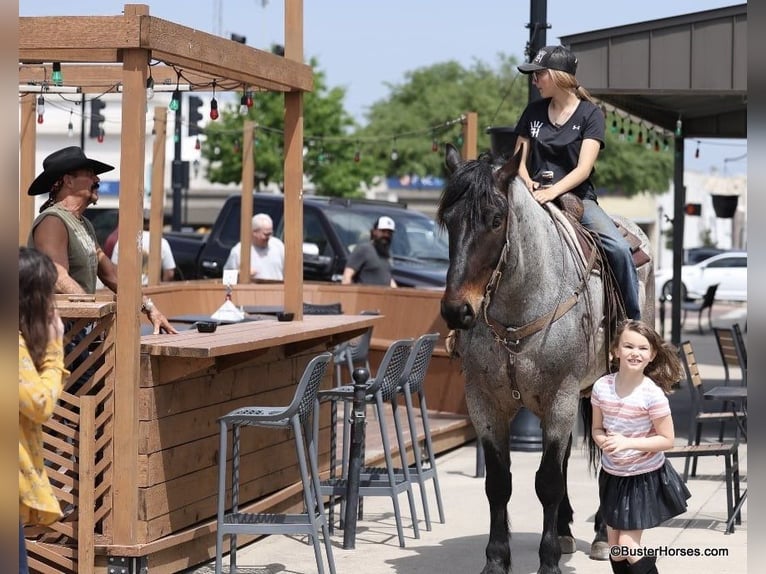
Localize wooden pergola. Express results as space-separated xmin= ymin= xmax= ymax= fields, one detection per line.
xmin=19 ymin=0 xmax=311 ymax=561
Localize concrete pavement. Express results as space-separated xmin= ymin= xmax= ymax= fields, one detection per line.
xmin=189 ymin=304 xmax=748 ymax=574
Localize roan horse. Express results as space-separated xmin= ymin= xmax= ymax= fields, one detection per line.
xmin=437 ymin=144 xmax=654 ymax=574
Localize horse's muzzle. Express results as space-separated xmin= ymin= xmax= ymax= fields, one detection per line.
xmin=440 ymin=299 xmax=476 ymax=330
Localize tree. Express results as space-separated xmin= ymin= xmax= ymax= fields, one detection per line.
xmin=358 ymin=56 xmax=673 ymax=195
xmin=201 ymin=57 xmax=379 ymax=197
xmin=357 ymin=55 xmax=527 ymax=179
xmin=594 ymin=126 xmax=674 ymax=196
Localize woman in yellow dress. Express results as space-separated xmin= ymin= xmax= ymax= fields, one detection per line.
xmin=19 ymin=246 xmax=69 ymax=573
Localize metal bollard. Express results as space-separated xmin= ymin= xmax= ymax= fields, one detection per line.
xmin=342 ymin=367 xmax=369 ymax=549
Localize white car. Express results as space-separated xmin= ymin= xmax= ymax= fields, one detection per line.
xmin=654 ymin=251 xmax=747 ymax=302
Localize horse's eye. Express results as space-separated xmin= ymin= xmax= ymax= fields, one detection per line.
xmin=492 ymin=214 xmax=504 ymax=230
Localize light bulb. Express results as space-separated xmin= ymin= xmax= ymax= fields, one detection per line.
xmin=432 ymin=139 xmax=439 ymax=152
xmin=239 ymin=95 xmax=248 ymax=116
xmin=246 ymin=92 xmax=253 ymax=108
xmin=67 ymin=121 xmax=74 ymax=137
xmin=210 ymin=98 xmax=219 ymax=120
xmin=195 ymin=137 xmax=201 ymax=150
xmin=37 ymin=114 xmax=44 ymax=124
xmin=36 ymin=95 xmax=45 ymax=117
xmin=390 ymin=148 xmax=399 ymax=161
xmin=97 ymin=129 xmax=105 ymax=143
xmin=51 ymin=62 xmax=63 ymax=86
xmin=168 ymin=90 xmax=180 ymax=111
xmin=146 ymin=76 xmax=155 ymax=100
xmin=354 ymin=150 xmax=360 ymax=162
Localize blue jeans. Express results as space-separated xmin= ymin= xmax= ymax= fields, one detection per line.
xmin=581 ymin=199 xmax=641 ymax=320
xmin=19 ymin=522 xmax=29 ymax=574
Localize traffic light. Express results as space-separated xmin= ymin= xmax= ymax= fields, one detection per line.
xmin=89 ymin=98 xmax=106 ymax=138
xmin=684 ymin=203 xmax=702 ymax=216
xmin=188 ymin=95 xmax=204 ymax=136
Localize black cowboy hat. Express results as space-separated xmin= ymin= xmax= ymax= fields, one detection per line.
xmin=27 ymin=146 xmax=114 ymax=196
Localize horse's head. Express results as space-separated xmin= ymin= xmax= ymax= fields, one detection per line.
xmin=437 ymin=144 xmax=522 ymax=330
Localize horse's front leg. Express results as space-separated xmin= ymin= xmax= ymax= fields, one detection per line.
xmin=535 ymin=404 xmax=578 ymax=574
xmin=480 ymin=425 xmax=513 ymax=574
xmin=555 ymin=433 xmax=577 ymax=555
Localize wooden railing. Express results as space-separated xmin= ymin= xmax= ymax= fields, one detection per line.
xmin=25 ymin=295 xmax=116 ymax=574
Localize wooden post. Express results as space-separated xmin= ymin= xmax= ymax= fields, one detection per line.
xmin=112 ymin=4 xmax=149 ymax=545
xmin=77 ymin=396 xmax=96 ymax=574
xmin=147 ymin=106 xmax=167 ymax=285
xmin=240 ymin=120 xmax=255 ymax=285
xmin=462 ymin=111 xmax=478 ymax=160
xmin=283 ymin=0 xmax=305 ymax=319
xmin=19 ymin=94 xmax=37 ymax=245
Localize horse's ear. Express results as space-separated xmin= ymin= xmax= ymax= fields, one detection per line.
xmin=445 ymin=143 xmax=462 ymax=175
xmin=493 ymin=150 xmax=523 ymax=192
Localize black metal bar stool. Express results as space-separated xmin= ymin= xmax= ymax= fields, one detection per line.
xmin=315 ymin=338 xmax=419 ymax=548
xmin=215 ymin=352 xmax=336 ymax=574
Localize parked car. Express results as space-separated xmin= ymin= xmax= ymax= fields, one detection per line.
xmin=684 ymin=247 xmax=727 ymax=265
xmin=655 ymin=251 xmax=747 ymax=302
xmin=166 ymin=194 xmax=451 ymax=289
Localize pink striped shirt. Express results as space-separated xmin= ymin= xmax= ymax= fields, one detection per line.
xmin=591 ymin=373 xmax=671 ymax=476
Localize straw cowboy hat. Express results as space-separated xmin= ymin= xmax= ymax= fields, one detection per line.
xmin=27 ymin=146 xmax=114 ymax=196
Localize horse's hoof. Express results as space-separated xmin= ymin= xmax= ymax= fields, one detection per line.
xmin=590 ymin=540 xmax=610 ymax=561
xmin=559 ymin=535 xmax=576 ymax=554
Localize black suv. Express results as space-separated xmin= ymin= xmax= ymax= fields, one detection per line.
xmin=166 ymin=194 xmax=450 ymax=289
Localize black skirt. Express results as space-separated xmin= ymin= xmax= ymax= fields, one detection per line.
xmin=599 ymin=459 xmax=691 ymax=530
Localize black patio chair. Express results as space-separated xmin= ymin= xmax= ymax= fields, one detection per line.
xmin=681 ymin=283 xmax=719 ymax=334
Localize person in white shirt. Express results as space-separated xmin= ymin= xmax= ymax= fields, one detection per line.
xmin=224 ymin=213 xmax=285 ymax=281
xmin=111 ymin=211 xmax=176 ymax=285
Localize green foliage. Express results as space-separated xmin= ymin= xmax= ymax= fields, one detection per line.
xmin=357 ymin=55 xmax=528 ymax=179
xmin=593 ymin=127 xmax=674 ymax=196
xmin=201 ymin=58 xmax=378 ymax=197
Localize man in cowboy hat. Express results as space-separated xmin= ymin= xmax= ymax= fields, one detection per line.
xmin=27 ymin=146 xmax=177 ymax=334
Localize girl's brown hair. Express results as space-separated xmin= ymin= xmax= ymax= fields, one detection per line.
xmin=548 ymin=69 xmax=596 ymax=104
xmin=19 ymin=246 xmax=59 ymax=371
xmin=610 ymin=319 xmax=684 ymax=393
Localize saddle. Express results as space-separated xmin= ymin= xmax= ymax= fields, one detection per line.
xmin=553 ymin=193 xmax=650 ymax=268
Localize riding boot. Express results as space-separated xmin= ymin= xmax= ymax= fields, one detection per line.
xmin=609 ymin=557 xmax=630 ymax=574
xmin=628 ymin=556 xmax=659 ymax=574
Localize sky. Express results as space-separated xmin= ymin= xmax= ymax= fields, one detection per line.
xmin=19 ymin=0 xmax=747 ymax=175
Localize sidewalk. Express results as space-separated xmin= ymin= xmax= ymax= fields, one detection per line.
xmin=189 ymin=306 xmax=747 ymax=574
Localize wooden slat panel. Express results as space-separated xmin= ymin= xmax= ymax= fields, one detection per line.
xmin=77 ymin=397 xmax=96 ymax=574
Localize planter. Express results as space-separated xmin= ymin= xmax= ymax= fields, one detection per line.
xmin=711 ymin=194 xmax=739 ymax=218
xmin=486 ymin=126 xmax=519 ymax=159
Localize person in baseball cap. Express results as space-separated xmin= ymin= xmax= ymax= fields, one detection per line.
xmin=513 ymin=43 xmax=642 ymax=321
xmin=341 ymin=215 xmax=398 ymax=287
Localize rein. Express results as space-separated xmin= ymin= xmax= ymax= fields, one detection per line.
xmin=480 ymin=185 xmax=598 ymax=355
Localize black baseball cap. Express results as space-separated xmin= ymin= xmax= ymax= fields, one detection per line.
xmin=518 ymin=45 xmax=578 ymax=76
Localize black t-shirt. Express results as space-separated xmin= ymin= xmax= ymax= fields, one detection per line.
xmin=515 ymin=98 xmax=605 ymax=201
xmin=346 ymin=242 xmax=392 ymax=286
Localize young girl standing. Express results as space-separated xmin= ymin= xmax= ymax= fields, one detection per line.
xmin=591 ymin=320 xmax=689 ymax=574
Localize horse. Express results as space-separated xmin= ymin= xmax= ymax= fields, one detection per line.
xmin=437 ymin=144 xmax=654 ymax=574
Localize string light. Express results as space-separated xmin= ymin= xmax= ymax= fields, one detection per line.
xmin=637 ymin=127 xmax=644 ymax=145
xmin=210 ymin=97 xmax=219 ymax=120
xmin=246 ymin=90 xmax=254 ymax=108
xmin=695 ymin=141 xmax=700 ymax=158
xmin=67 ymin=110 xmax=74 ymax=137
xmin=618 ymin=118 xmax=625 ymax=141
xmin=432 ymin=137 xmax=439 ymax=153
xmin=168 ymin=89 xmax=180 ymax=111
xmin=390 ymin=138 xmax=399 ymax=161
xmin=675 ymin=117 xmax=682 ymax=137
xmin=627 ymin=126 xmax=634 ymax=143
xmin=36 ymin=95 xmax=45 ymax=124
xmin=195 ymin=137 xmax=201 ymax=150
xmin=51 ymin=62 xmax=63 ymax=86
xmin=146 ymin=74 xmax=155 ymax=100
xmin=97 ymin=127 xmax=105 ymax=143
xmin=353 ymin=142 xmax=361 ymax=162
xmin=239 ymin=94 xmax=249 ymax=116
xmin=610 ymin=116 xmax=618 ymax=134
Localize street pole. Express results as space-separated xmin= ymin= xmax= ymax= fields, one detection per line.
xmin=526 ymin=0 xmax=550 ymax=104
xmin=171 ymin=100 xmax=183 ymax=231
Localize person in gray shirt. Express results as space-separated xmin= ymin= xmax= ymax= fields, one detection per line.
xmin=341 ymin=216 xmax=397 ymax=287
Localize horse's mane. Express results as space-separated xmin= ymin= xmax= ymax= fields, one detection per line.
xmin=437 ymin=152 xmax=507 ymax=229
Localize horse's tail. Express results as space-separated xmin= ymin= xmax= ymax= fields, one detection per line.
xmin=579 ymin=396 xmax=600 ymax=475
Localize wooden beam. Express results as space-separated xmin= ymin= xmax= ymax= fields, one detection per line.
xmin=19 ymin=94 xmax=36 ymax=245
xmin=462 ymin=111 xmax=478 ymax=160
xmin=19 ymin=48 xmax=120 ymax=64
xmin=283 ymin=0 xmax=305 ymax=319
xmin=112 ymin=24 xmax=149 ymax=543
xmin=147 ymin=106 xmax=167 ymax=286
xmin=239 ymin=120 xmax=255 ymax=285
